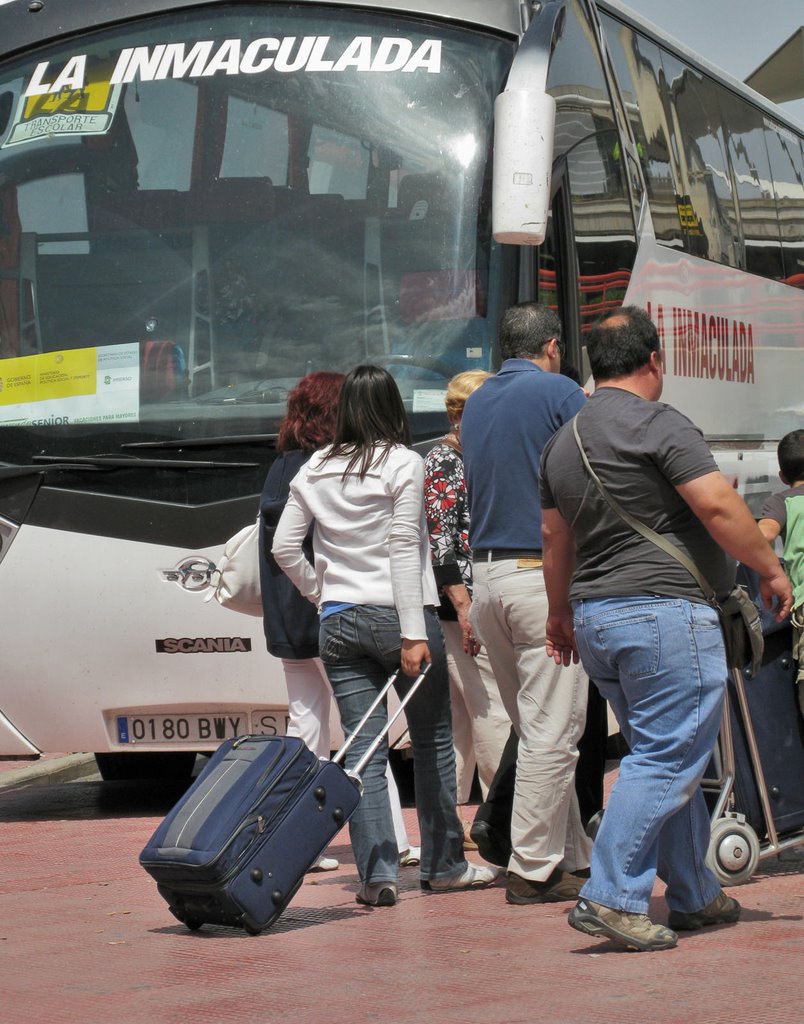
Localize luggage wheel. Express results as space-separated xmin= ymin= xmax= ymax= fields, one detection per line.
xmin=706 ymin=813 xmax=760 ymax=886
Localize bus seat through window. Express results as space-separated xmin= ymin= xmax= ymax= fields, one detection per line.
xmin=189 ymin=176 xmax=275 ymax=225
xmin=89 ymin=189 xmax=186 ymax=232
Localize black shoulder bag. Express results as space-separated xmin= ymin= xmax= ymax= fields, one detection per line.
xmin=571 ymin=417 xmax=764 ymax=676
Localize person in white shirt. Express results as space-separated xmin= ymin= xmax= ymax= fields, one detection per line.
xmin=273 ymin=365 xmax=500 ymax=906
xmin=259 ymin=371 xmax=419 ymax=872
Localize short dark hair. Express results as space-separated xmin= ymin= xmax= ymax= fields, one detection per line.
xmin=326 ymin=364 xmax=411 ymax=479
xmin=587 ymin=306 xmax=660 ymax=380
xmin=277 ymin=371 xmax=345 ymax=453
xmin=499 ymin=302 xmax=562 ymax=361
xmin=778 ymin=429 xmax=804 ymax=484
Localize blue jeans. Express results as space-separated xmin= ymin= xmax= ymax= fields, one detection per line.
xmin=320 ymin=605 xmax=465 ymax=885
xmin=573 ymin=597 xmax=726 ymax=915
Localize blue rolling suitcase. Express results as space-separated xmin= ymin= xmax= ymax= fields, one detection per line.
xmin=139 ymin=667 xmax=427 ymax=934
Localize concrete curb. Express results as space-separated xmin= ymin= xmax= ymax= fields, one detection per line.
xmin=0 ymin=753 xmax=100 ymax=792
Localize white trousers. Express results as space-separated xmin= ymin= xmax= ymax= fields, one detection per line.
xmin=470 ymin=560 xmax=591 ymax=881
xmin=441 ymin=619 xmax=511 ymax=804
xmin=281 ymin=657 xmax=410 ymax=853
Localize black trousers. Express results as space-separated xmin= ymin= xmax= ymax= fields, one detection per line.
xmin=472 ymin=681 xmax=608 ymax=859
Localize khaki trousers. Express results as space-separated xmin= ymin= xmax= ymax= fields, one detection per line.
xmin=470 ymin=559 xmax=592 ymax=880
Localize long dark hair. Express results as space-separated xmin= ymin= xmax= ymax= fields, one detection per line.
xmin=277 ymin=371 xmax=345 ymax=453
xmin=323 ymin=365 xmax=411 ymax=479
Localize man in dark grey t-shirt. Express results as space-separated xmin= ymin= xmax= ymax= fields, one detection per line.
xmin=540 ymin=307 xmax=792 ymax=953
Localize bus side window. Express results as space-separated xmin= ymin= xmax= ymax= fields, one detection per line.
xmin=720 ymin=94 xmax=785 ymax=282
xmin=599 ymin=16 xmax=685 ymax=251
xmin=764 ymin=125 xmax=804 ymax=289
xmin=659 ymin=52 xmax=737 ymax=268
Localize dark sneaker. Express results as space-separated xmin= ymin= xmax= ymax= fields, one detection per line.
xmin=569 ymin=898 xmax=678 ymax=952
xmin=469 ymin=820 xmax=511 ymax=867
xmin=505 ymin=868 xmax=590 ymax=905
xmin=667 ymin=891 xmax=741 ymax=932
xmin=355 ymin=881 xmax=397 ymax=907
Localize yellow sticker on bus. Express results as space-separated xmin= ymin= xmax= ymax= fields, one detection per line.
xmin=4 ymin=59 xmax=121 ymax=148
xmin=0 ymin=348 xmax=96 ymax=406
xmin=0 ymin=344 xmax=140 ymax=425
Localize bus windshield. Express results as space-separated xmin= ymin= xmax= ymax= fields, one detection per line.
xmin=0 ymin=4 xmax=512 ymax=455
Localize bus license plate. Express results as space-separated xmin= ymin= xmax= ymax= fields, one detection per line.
xmin=116 ymin=710 xmax=289 ymax=744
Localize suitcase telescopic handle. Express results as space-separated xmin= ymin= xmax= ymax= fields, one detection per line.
xmin=331 ymin=663 xmax=431 ymax=780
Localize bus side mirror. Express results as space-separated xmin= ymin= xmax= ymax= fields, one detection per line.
xmin=492 ymin=89 xmax=556 ymax=246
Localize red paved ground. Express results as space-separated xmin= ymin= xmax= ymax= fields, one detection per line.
xmin=0 ymin=759 xmax=802 ymax=1024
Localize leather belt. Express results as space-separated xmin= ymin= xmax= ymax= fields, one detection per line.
xmin=474 ymin=549 xmax=542 ymax=562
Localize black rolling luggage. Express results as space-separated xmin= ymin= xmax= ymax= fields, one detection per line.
xmin=727 ymin=623 xmax=804 ymax=839
xmin=140 ymin=666 xmax=427 ymax=934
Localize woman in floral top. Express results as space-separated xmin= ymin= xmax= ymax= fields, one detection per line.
xmin=424 ymin=371 xmax=511 ymax=834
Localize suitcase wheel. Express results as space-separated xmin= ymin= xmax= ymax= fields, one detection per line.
xmin=243 ymin=922 xmax=264 ymax=936
xmin=706 ymin=814 xmax=760 ymax=886
xmin=169 ymin=904 xmax=204 ymax=932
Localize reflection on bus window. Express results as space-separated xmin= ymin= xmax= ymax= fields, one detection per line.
xmin=0 ymin=8 xmax=512 ymax=436
xmin=600 ymin=16 xmax=684 ymax=250
xmin=720 ymin=92 xmax=784 ymax=281
xmin=764 ymin=124 xmax=804 ymax=287
xmin=660 ymin=51 xmax=736 ymax=266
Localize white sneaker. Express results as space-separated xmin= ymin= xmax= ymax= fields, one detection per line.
xmin=309 ymin=855 xmax=339 ymax=872
xmin=421 ymin=862 xmax=501 ymax=891
xmin=399 ymin=846 xmax=421 ymax=867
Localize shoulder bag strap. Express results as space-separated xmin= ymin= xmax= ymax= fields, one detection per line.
xmin=438 ymin=432 xmax=462 ymax=455
xmin=571 ymin=416 xmax=717 ymax=604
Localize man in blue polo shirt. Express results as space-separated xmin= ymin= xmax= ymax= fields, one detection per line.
xmin=461 ymin=301 xmax=592 ymax=905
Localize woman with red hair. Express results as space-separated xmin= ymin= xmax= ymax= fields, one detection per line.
xmin=259 ymin=372 xmax=416 ymax=871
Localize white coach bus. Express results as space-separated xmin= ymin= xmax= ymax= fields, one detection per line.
xmin=0 ymin=0 xmax=801 ymax=779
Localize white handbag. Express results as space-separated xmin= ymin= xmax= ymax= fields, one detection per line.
xmin=206 ymin=516 xmax=263 ymax=616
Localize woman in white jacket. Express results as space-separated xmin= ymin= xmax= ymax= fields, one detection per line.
xmin=273 ymin=365 xmax=499 ymax=906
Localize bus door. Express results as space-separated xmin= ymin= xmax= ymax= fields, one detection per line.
xmin=517 ymin=171 xmax=584 ymax=381
xmin=494 ymin=0 xmax=638 ymax=381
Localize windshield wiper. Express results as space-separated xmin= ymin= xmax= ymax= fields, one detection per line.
xmin=30 ymin=454 xmax=258 ymax=470
xmin=0 ymin=462 xmax=108 ymax=480
xmin=120 ymin=433 xmax=278 ymax=450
